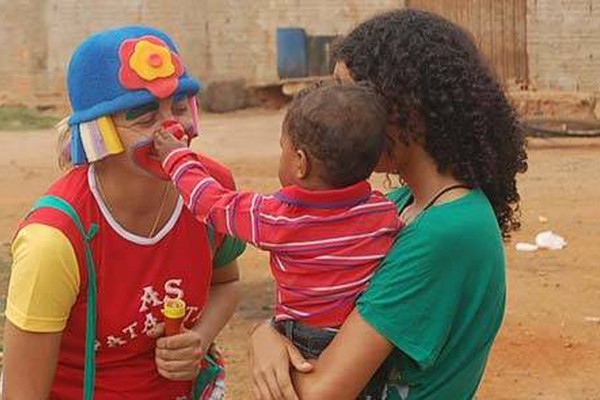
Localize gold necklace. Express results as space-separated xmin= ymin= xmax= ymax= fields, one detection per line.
xmin=95 ymin=169 xmax=171 ymax=238
xmin=147 ymin=183 xmax=171 ymax=237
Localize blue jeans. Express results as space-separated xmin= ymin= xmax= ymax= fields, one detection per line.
xmin=272 ymin=319 xmax=392 ymax=399
xmin=272 ymin=319 xmax=337 ymax=359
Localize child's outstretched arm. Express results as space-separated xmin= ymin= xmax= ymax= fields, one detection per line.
xmin=154 ymin=129 xmax=263 ymax=246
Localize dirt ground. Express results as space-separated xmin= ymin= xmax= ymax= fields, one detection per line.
xmin=0 ymin=109 xmax=599 ymax=399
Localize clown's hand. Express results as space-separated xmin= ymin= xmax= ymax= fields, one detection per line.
xmin=154 ymin=129 xmax=188 ymax=161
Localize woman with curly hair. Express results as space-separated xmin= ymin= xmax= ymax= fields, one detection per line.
xmin=248 ymin=8 xmax=527 ymax=400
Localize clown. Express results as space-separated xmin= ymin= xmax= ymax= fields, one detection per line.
xmin=2 ymin=26 xmax=244 ymax=400
xmin=66 ymin=28 xmax=201 ymax=179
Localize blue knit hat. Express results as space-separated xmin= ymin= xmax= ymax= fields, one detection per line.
xmin=67 ymin=25 xmax=201 ymax=126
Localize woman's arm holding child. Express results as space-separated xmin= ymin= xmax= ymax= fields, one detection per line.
xmin=249 ymin=309 xmax=393 ymax=400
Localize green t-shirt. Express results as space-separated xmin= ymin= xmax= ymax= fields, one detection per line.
xmin=357 ymin=187 xmax=506 ymax=400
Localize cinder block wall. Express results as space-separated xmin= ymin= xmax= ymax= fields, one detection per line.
xmin=0 ymin=0 xmax=212 ymax=106
xmin=204 ymin=0 xmax=404 ymax=84
xmin=0 ymin=0 xmax=402 ymax=106
xmin=0 ymin=0 xmax=50 ymax=105
xmin=1 ymin=0 xmax=598 ymax=107
xmin=527 ymin=0 xmax=600 ymax=92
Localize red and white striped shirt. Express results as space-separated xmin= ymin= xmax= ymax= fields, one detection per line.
xmin=163 ymin=148 xmax=402 ymax=327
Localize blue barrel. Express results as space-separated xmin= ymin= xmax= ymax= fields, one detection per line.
xmin=277 ymin=28 xmax=308 ymax=79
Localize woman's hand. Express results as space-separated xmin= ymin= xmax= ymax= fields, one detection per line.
xmin=249 ymin=322 xmax=313 ymax=400
xmin=151 ymin=323 xmax=206 ymax=381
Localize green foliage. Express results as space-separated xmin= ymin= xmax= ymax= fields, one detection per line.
xmin=0 ymin=107 xmax=60 ymax=130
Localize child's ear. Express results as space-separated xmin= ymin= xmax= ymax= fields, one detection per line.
xmin=296 ymin=149 xmax=310 ymax=179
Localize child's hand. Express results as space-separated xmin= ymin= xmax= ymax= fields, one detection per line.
xmin=154 ymin=128 xmax=187 ymax=161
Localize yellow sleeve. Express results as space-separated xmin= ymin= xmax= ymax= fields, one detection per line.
xmin=5 ymin=224 xmax=80 ymax=333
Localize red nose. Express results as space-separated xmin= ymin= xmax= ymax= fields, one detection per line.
xmin=162 ymin=120 xmax=186 ymax=140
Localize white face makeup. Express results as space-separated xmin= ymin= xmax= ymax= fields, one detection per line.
xmin=111 ymin=96 xmax=198 ymax=179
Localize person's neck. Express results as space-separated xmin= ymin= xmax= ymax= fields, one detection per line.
xmin=296 ymin=180 xmax=334 ymax=191
xmin=94 ymin=161 xmax=173 ymax=217
xmin=400 ymin=146 xmax=461 ymax=208
xmin=294 ymin=171 xmax=341 ymax=191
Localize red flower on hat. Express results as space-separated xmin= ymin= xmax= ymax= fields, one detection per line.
xmin=119 ymin=35 xmax=185 ymax=99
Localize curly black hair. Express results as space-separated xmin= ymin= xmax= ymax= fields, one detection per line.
xmin=283 ymin=82 xmax=388 ymax=188
xmin=333 ymin=8 xmax=528 ymax=238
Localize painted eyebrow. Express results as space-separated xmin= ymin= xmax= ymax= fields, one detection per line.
xmin=173 ymin=92 xmax=188 ymax=103
xmin=125 ymin=102 xmax=159 ymax=120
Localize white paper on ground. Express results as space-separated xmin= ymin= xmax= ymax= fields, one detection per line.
xmin=535 ymin=230 xmax=567 ymax=250
xmin=515 ymin=242 xmax=539 ymax=252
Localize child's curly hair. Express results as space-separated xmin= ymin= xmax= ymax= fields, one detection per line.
xmin=334 ymin=8 xmax=528 ymax=238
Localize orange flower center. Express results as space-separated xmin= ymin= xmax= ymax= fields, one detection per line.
xmin=128 ymin=40 xmax=175 ymax=81
xmin=148 ymin=53 xmax=163 ymax=68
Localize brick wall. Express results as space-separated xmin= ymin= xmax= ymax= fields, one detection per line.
xmin=203 ymin=0 xmax=404 ymax=84
xmin=1 ymin=0 xmax=598 ymax=107
xmin=1 ymin=0 xmax=403 ymax=106
xmin=527 ymin=0 xmax=600 ymax=92
xmin=0 ymin=0 xmax=49 ymax=105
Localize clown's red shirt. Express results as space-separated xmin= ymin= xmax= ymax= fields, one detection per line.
xmin=9 ymin=158 xmax=244 ymax=400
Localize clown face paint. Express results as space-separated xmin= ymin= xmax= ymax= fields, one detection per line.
xmin=112 ymin=96 xmax=198 ymax=179
xmin=188 ymin=96 xmax=201 ymax=137
xmin=132 ymin=121 xmax=189 ymax=180
xmin=132 ymin=139 xmax=169 ymax=179
xmin=162 ymin=120 xmax=186 ymax=140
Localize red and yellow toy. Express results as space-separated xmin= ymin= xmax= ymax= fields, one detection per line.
xmin=162 ymin=297 xmax=186 ymax=336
